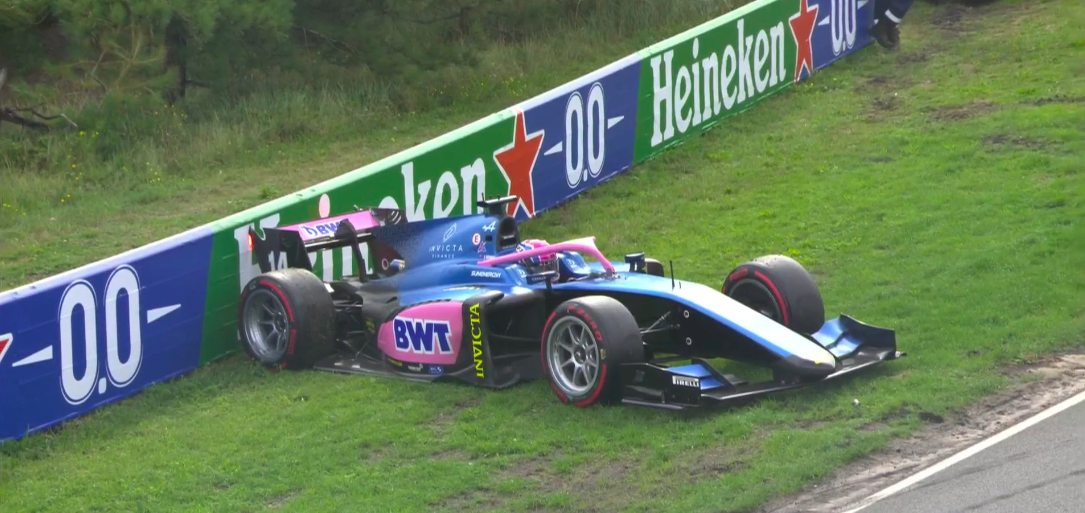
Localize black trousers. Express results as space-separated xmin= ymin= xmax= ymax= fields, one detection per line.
xmin=875 ymin=0 xmax=915 ymax=24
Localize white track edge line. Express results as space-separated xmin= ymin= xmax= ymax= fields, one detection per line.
xmin=841 ymin=387 xmax=1085 ymax=513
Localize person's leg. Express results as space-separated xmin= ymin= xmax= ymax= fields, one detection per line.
xmin=883 ymin=0 xmax=916 ymax=26
xmin=872 ymin=0 xmax=915 ymax=49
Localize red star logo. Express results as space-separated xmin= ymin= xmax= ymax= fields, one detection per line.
xmin=493 ymin=110 xmax=544 ymax=218
xmin=0 ymin=333 xmax=12 ymax=368
xmin=789 ymin=0 xmax=819 ymax=83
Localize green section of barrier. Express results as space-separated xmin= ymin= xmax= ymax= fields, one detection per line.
xmin=633 ymin=0 xmax=800 ymax=162
xmin=199 ymin=113 xmax=518 ymax=362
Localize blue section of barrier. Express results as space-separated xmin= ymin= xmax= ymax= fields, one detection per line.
xmin=0 ymin=227 xmax=214 ymax=441
xmin=809 ymin=0 xmax=873 ymax=76
xmin=511 ymin=54 xmax=642 ymax=219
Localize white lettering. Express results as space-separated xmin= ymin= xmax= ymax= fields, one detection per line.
xmin=400 ymin=162 xmax=430 ymax=221
xmin=649 ymin=51 xmax=675 ymax=146
xmin=672 ymin=375 xmax=700 ymax=388
xmin=702 ymin=52 xmax=720 ymax=119
xmin=737 ymin=20 xmax=755 ymax=103
xmin=691 ymin=38 xmax=702 ymax=127
xmin=104 ymin=266 xmax=141 ymax=387
xmin=434 ymin=171 xmax=459 ymax=219
xmin=754 ymin=30 xmax=770 ymax=92
xmin=770 ymin=23 xmax=785 ymax=86
xmin=721 ymin=46 xmax=737 ymax=110
xmin=586 ymin=83 xmax=605 ymax=178
xmin=566 ymin=92 xmax=585 ymax=185
xmin=59 ymin=281 xmax=98 ymax=405
xmin=459 ymin=159 xmax=486 ymax=215
xmin=675 ymin=66 xmax=692 ymax=133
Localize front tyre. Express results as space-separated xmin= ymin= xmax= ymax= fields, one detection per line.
xmin=722 ymin=255 xmax=825 ymax=335
xmin=238 ymin=268 xmax=336 ymax=370
xmin=541 ymin=296 xmax=644 ymax=406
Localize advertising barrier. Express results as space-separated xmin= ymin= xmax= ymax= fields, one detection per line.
xmin=0 ymin=0 xmax=872 ymax=440
xmin=0 ymin=228 xmax=213 ymax=438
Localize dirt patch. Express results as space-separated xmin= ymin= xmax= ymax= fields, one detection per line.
xmin=679 ymin=441 xmax=755 ymax=483
xmin=864 ymin=94 xmax=902 ymax=122
xmin=931 ymin=4 xmax=970 ymax=31
xmin=431 ymin=396 xmax=482 ymax=435
xmin=897 ymin=51 xmax=930 ymax=65
xmin=266 ymin=489 xmax=300 ymax=509
xmin=430 ymin=448 xmax=469 ymax=461
xmin=437 ymin=490 xmax=504 ymax=512
xmin=983 ymin=134 xmax=1047 ymax=149
xmin=872 ymin=95 xmax=900 ymax=113
xmin=1028 ymin=95 xmax=1085 ymax=107
xmin=929 ymin=101 xmax=998 ymax=122
xmin=761 ymin=352 xmax=1085 ymax=513
xmin=506 ymin=453 xmax=554 ymax=480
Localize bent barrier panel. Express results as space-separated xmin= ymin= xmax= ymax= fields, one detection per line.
xmin=0 ymin=0 xmax=871 ymax=440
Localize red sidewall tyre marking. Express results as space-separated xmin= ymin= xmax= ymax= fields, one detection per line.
xmin=259 ymin=280 xmax=295 ymax=322
xmin=543 ymin=303 xmax=610 ymax=406
xmin=541 ymin=309 xmax=569 ymax=403
xmin=753 ymin=270 xmax=790 ymax=326
xmin=574 ymin=363 xmax=608 ymax=407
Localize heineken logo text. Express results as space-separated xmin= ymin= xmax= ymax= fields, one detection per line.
xmin=649 ymin=19 xmax=786 ymax=147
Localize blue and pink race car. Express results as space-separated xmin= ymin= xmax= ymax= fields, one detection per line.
xmin=238 ymin=196 xmax=902 ymax=409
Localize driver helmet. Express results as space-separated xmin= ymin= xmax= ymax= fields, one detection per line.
xmin=515 ymin=239 xmax=558 ymax=274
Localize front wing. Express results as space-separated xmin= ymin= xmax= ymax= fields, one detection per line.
xmin=618 ymin=315 xmax=904 ymax=410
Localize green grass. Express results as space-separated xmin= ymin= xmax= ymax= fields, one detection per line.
xmin=3 ymin=0 xmax=1085 ymax=511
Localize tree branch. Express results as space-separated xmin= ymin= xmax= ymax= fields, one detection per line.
xmin=297 ymin=27 xmax=357 ymax=56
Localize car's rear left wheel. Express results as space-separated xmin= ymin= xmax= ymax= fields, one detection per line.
xmin=238 ymin=268 xmax=336 ymax=370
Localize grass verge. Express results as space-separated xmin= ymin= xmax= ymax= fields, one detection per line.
xmin=2 ymin=0 xmax=1084 ymax=512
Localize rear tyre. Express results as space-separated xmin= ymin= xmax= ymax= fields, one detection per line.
xmin=541 ymin=296 xmax=644 ymax=406
xmin=722 ymin=255 xmax=825 ymax=335
xmin=238 ymin=268 xmax=336 ymax=370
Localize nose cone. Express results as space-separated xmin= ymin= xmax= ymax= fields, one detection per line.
xmin=778 ymin=354 xmax=837 ymax=378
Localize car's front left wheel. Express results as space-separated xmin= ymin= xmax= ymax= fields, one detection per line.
xmin=541 ymin=296 xmax=644 ymax=406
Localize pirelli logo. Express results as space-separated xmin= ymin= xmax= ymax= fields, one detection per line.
xmin=672 ymin=376 xmax=700 ymax=388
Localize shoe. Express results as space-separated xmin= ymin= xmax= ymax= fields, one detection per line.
xmin=871 ymin=20 xmax=900 ymax=50
xmin=887 ymin=21 xmax=901 ymax=47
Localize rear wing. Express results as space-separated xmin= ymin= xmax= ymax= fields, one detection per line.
xmin=249 ymin=207 xmax=404 ymax=278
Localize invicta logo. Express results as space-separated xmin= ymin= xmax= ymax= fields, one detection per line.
xmin=469 ymin=303 xmax=484 ymax=378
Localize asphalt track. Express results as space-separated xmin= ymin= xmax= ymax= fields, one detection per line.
xmin=854 ymin=394 xmax=1085 ymax=513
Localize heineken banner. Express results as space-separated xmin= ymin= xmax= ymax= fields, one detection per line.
xmin=0 ymin=0 xmax=872 ymax=440
xmin=636 ymin=0 xmax=871 ymax=159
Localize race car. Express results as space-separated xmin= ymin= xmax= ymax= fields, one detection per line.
xmin=238 ymin=196 xmax=902 ymax=409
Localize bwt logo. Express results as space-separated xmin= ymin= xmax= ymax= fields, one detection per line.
xmin=393 ymin=317 xmax=453 ymax=354
xmin=301 ymin=220 xmax=342 ymax=237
